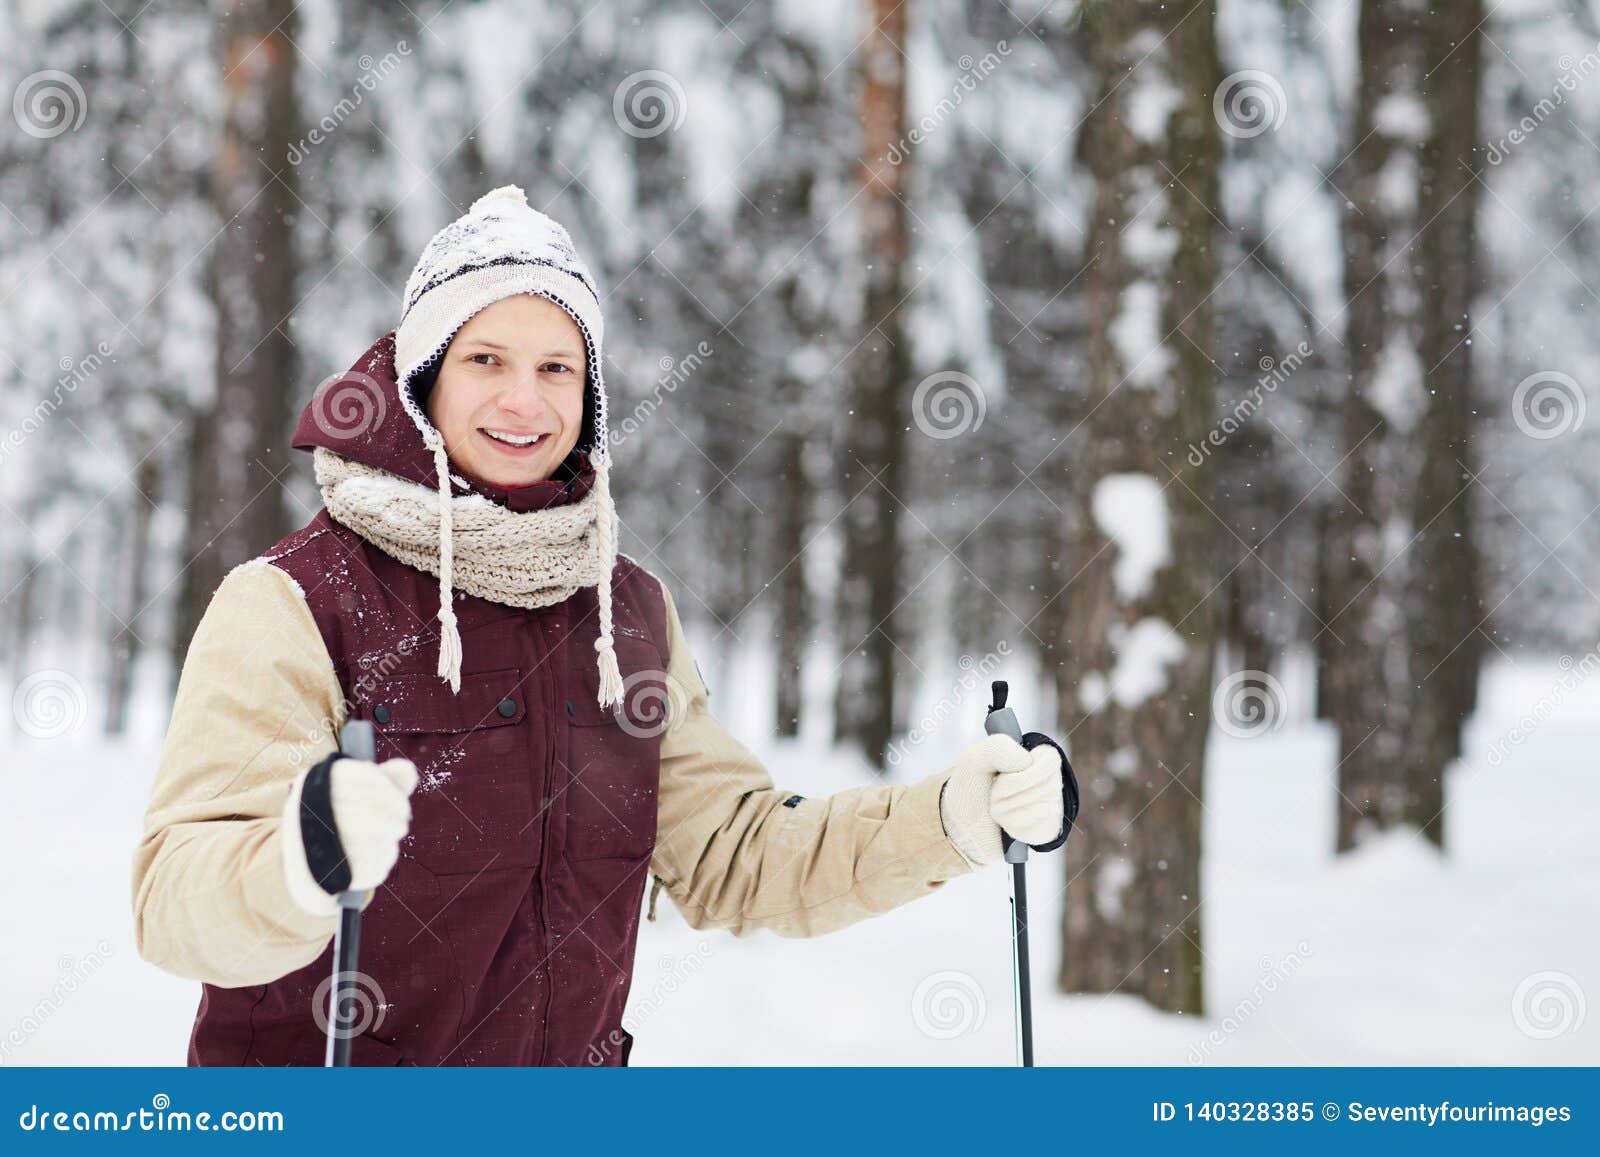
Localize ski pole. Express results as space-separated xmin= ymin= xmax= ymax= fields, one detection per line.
xmin=324 ymin=719 xmax=375 ymax=1068
xmin=983 ymin=680 xmax=1078 ymax=1068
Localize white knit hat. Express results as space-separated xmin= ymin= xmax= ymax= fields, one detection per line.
xmin=394 ymin=185 xmax=623 ymax=705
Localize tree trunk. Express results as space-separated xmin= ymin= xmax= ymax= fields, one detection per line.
xmin=1325 ymin=0 xmax=1423 ymax=852
xmin=172 ymin=0 xmax=299 ymax=675
xmin=1224 ymin=562 xmax=1274 ymax=685
xmin=1403 ymin=0 xmax=1485 ymax=847
xmin=833 ymin=0 xmax=911 ymax=767
xmin=773 ymin=423 xmax=812 ymax=737
xmin=7 ymin=545 xmax=40 ymax=736
xmin=104 ymin=457 xmax=158 ymax=735
xmin=1057 ymin=0 xmax=1220 ymax=1015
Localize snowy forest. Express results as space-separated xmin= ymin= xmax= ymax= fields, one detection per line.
xmin=2 ymin=0 xmax=1596 ymax=1064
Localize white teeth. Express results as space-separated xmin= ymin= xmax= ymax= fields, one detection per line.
xmin=484 ymin=430 xmax=544 ymax=447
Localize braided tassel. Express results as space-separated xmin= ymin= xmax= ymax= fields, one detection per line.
xmin=592 ymin=454 xmax=624 ymax=708
xmin=431 ymin=438 xmax=463 ymax=693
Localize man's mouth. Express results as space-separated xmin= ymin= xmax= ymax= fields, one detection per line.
xmin=480 ymin=428 xmax=549 ymax=452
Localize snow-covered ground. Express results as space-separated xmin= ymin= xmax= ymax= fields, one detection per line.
xmin=1 ymin=657 xmax=1595 ymax=1066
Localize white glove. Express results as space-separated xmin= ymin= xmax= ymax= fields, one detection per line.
xmin=280 ymin=754 xmax=419 ymax=917
xmin=938 ymin=733 xmax=1065 ymax=868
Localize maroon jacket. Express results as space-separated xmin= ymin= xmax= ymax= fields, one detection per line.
xmin=188 ymin=334 xmax=666 ymax=1066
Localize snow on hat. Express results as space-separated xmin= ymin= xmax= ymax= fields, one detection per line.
xmin=394 ymin=186 xmax=623 ymax=705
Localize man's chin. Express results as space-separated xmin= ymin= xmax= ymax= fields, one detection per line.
xmin=459 ymin=454 xmax=554 ymax=489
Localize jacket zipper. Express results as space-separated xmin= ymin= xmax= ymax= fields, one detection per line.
xmin=533 ymin=611 xmax=560 ymax=1065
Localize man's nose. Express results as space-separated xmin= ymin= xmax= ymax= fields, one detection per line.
xmin=497 ymin=375 xmax=551 ymax=418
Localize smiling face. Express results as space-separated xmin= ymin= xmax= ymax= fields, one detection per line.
xmin=423 ymin=293 xmax=588 ymax=487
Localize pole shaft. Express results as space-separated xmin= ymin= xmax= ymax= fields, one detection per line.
xmin=326 ymin=903 xmax=363 ymax=1067
xmin=325 ymin=720 xmax=376 ymax=1068
xmin=1012 ymin=859 xmax=1034 ymax=1067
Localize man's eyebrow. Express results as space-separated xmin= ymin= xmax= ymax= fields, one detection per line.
xmin=460 ymin=338 xmax=581 ymax=358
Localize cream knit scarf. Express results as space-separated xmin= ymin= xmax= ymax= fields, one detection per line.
xmin=313 ymin=445 xmax=624 ymax=706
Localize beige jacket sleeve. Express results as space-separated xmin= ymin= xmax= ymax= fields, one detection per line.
xmin=132 ymin=561 xmax=345 ymax=987
xmin=651 ymin=583 xmax=975 ymax=938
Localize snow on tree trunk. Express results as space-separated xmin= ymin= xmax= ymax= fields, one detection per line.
xmin=1325 ymin=0 xmax=1426 ymax=853
xmin=1057 ymin=0 xmax=1220 ymax=1015
xmin=834 ymin=0 xmax=912 ymax=768
xmin=172 ymin=0 xmax=300 ymax=673
xmin=1402 ymin=0 xmax=1486 ymax=847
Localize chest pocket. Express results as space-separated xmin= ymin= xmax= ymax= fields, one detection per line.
xmin=361 ymin=666 xmax=539 ymax=876
xmin=563 ymin=637 xmax=667 ymax=861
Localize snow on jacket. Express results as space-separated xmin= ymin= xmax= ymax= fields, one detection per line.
xmin=131 ymin=332 xmax=974 ymax=1066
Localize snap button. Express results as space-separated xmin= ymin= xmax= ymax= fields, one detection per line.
xmin=497 ymin=697 xmax=517 ymax=718
xmin=372 ymin=704 xmax=391 ymax=725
